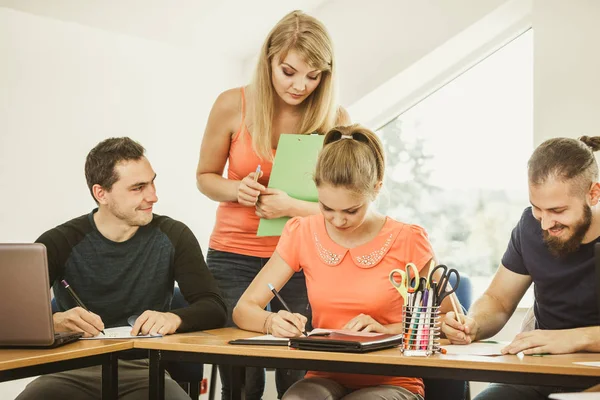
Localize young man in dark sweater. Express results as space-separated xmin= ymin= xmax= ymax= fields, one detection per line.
xmin=442 ymin=136 xmax=600 ymax=399
xmin=17 ymin=137 xmax=227 ymax=400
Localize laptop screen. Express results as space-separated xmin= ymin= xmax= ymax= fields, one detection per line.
xmin=0 ymin=243 xmax=56 ymax=346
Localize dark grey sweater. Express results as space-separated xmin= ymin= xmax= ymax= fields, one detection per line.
xmin=37 ymin=210 xmax=227 ymax=332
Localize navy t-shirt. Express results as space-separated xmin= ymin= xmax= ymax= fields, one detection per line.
xmin=502 ymin=207 xmax=599 ymax=330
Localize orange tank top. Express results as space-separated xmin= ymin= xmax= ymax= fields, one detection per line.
xmin=209 ymin=88 xmax=280 ymax=258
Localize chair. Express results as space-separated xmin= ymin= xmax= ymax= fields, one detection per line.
xmin=423 ymin=273 xmax=473 ymax=400
xmin=51 ymin=286 xmax=205 ymax=399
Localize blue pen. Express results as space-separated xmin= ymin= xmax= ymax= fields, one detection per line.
xmin=268 ymin=283 xmax=307 ymax=336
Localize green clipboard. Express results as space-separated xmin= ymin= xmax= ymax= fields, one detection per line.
xmin=256 ymin=134 xmax=324 ymax=237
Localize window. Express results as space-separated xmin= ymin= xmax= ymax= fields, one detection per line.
xmin=376 ymin=30 xmax=533 ymax=303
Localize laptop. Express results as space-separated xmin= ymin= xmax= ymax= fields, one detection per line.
xmin=0 ymin=243 xmax=82 ymax=347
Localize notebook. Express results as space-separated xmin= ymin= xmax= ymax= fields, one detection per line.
xmin=81 ymin=315 xmax=162 ymax=340
xmin=0 ymin=243 xmax=83 ymax=348
xmin=229 ymin=328 xmax=361 ymax=346
xmin=256 ymin=134 xmax=324 ymax=237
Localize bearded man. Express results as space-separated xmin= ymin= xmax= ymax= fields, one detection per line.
xmin=442 ymin=136 xmax=600 ymax=400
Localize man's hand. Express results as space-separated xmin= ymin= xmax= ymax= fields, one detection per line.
xmin=53 ymin=307 xmax=105 ymax=338
xmin=441 ymin=312 xmax=478 ymax=344
xmin=343 ymin=314 xmax=389 ymax=334
xmin=269 ymin=310 xmax=307 ymax=338
xmin=502 ymin=329 xmax=585 ymax=355
xmin=255 ymin=188 xmax=291 ymax=219
xmin=130 ymin=311 xmax=182 ymax=336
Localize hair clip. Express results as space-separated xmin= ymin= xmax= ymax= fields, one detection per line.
xmin=341 ymin=134 xmax=353 ymax=139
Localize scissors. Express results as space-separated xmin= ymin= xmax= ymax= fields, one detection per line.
xmin=388 ymin=263 xmax=420 ymax=302
xmin=428 ymin=264 xmax=460 ymax=306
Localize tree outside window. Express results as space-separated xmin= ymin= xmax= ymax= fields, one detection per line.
xmin=376 ymin=30 xmax=533 ymax=302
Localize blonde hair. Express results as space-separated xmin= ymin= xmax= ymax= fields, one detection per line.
xmin=315 ymin=125 xmax=385 ymax=198
xmin=248 ymin=10 xmax=338 ymax=161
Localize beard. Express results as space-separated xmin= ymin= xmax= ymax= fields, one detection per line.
xmin=542 ymin=205 xmax=592 ymax=258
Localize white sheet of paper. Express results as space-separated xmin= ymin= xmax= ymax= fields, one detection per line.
xmin=573 ymin=361 xmax=600 ymax=367
xmin=548 ymin=393 xmax=600 ymax=399
xmin=80 ymin=326 xmax=163 ymax=340
xmin=443 ymin=342 xmax=509 ymax=356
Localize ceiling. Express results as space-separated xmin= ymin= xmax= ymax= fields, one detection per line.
xmin=0 ymin=0 xmax=327 ymax=57
xmin=1 ymin=0 xmax=511 ymax=106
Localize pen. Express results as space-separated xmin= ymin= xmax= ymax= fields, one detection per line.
xmin=61 ymin=280 xmax=105 ymax=335
xmin=268 ymin=283 xmax=307 ymax=336
xmin=254 ymin=165 xmax=261 ymax=182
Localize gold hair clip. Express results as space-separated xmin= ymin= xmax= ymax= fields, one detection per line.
xmin=341 ymin=134 xmax=353 ymax=139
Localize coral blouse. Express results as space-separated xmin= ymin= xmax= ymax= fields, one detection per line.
xmin=276 ymin=214 xmax=434 ymax=396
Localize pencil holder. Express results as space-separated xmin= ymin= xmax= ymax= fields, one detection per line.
xmin=400 ymin=304 xmax=441 ymax=356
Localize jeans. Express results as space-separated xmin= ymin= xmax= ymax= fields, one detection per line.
xmin=282 ymin=378 xmax=424 ymax=400
xmin=207 ymin=249 xmax=311 ymax=400
xmin=474 ymin=383 xmax=586 ymax=400
xmin=15 ymin=359 xmax=188 ymax=400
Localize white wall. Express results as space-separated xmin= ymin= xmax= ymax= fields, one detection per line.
xmin=533 ymin=0 xmax=600 ymax=145
xmin=0 ymin=8 xmax=243 ymax=249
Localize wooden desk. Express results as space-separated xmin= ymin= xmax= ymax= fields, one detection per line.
xmin=0 ymin=340 xmax=132 ymax=400
xmin=136 ymin=328 xmax=600 ymax=400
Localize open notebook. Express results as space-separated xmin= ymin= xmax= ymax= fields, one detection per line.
xmin=81 ymin=315 xmax=163 ymax=340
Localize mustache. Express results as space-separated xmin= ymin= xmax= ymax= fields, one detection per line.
xmin=548 ymin=224 xmax=566 ymax=230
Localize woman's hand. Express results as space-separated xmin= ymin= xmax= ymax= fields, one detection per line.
xmin=237 ymin=171 xmax=265 ymax=206
xmin=255 ymin=188 xmax=292 ymax=219
xmin=269 ymin=310 xmax=307 ymax=338
xmin=343 ymin=313 xmax=389 ymax=334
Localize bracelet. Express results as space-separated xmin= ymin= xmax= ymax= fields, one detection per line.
xmin=263 ymin=312 xmax=275 ymax=334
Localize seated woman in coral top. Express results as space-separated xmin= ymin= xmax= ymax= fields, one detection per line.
xmin=233 ymin=125 xmax=458 ymax=400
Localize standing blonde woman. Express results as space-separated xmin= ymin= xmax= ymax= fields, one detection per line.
xmin=196 ymin=10 xmax=350 ymax=400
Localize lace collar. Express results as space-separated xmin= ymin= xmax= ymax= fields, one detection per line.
xmin=310 ymin=215 xmax=403 ymax=269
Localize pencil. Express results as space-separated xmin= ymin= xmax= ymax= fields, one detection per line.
xmin=449 ymin=293 xmax=461 ymax=323
xmin=267 ymin=283 xmax=307 ymax=336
